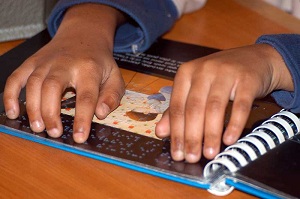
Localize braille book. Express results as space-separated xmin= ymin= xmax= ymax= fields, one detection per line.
xmin=1 ymin=30 xmax=299 ymax=199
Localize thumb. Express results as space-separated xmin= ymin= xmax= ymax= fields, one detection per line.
xmin=95 ymin=69 xmax=125 ymax=119
xmin=155 ymin=108 xmax=171 ymax=138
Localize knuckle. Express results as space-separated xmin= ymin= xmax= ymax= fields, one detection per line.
xmin=5 ymin=72 xmax=19 ymax=86
xmin=185 ymin=138 xmax=199 ymax=151
xmin=234 ymin=100 xmax=252 ymax=113
xmin=198 ymin=59 xmax=219 ymax=71
xmin=206 ymin=130 xmax=219 ymax=139
xmin=185 ymin=97 xmax=204 ymax=113
xmin=84 ymin=59 xmax=98 ymax=68
xmin=204 ymin=131 xmax=220 ymax=146
xmin=22 ymin=55 xmax=39 ymax=66
xmin=56 ymin=55 xmax=100 ymax=73
xmin=108 ymin=90 xmax=123 ymax=105
xmin=176 ymin=62 xmax=196 ymax=78
xmin=178 ymin=61 xmax=199 ymax=72
xmin=42 ymin=75 xmax=61 ymax=90
xmin=77 ymin=58 xmax=99 ymax=71
xmin=206 ymin=97 xmax=224 ymax=112
xmin=41 ymin=110 xmax=57 ymax=121
xmin=100 ymin=90 xmax=124 ymax=110
xmin=74 ymin=114 xmax=87 ymax=125
xmin=169 ymin=105 xmax=184 ymax=118
xmin=27 ymin=73 xmax=44 ymax=86
xmin=26 ymin=106 xmax=39 ymax=116
xmin=77 ymin=92 xmax=97 ymax=104
xmin=178 ymin=59 xmax=221 ymax=80
xmin=172 ymin=136 xmax=184 ymax=151
xmin=177 ymin=63 xmax=189 ymax=74
xmin=76 ymin=59 xmax=104 ymax=80
xmin=228 ymin=122 xmax=242 ymax=133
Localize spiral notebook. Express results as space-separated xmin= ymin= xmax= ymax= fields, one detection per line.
xmin=1 ymin=30 xmax=300 ymax=199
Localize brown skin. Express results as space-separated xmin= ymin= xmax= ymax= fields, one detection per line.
xmin=156 ymin=44 xmax=294 ymax=163
xmin=4 ymin=3 xmax=127 ymax=143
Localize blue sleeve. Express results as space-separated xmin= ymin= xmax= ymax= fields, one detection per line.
xmin=256 ymin=34 xmax=300 ymax=113
xmin=47 ymin=0 xmax=178 ymax=53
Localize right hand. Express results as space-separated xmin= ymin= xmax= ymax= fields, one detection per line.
xmin=156 ymin=44 xmax=294 ymax=163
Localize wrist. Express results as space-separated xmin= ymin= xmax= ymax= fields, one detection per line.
xmin=259 ymin=44 xmax=294 ymax=92
xmin=54 ymin=3 xmax=126 ymax=51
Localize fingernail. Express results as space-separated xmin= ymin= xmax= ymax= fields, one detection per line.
xmin=73 ymin=127 xmax=86 ymax=143
xmin=224 ymin=136 xmax=233 ymax=144
xmin=186 ymin=153 xmax=199 ymax=163
xmin=30 ymin=120 xmax=44 ymax=131
xmin=6 ymin=109 xmax=16 ymax=118
xmin=98 ymin=103 xmax=110 ymax=118
xmin=204 ymin=147 xmax=216 ymax=158
xmin=172 ymin=150 xmax=184 ymax=161
xmin=224 ymin=134 xmax=237 ymax=145
xmin=47 ymin=128 xmax=60 ymax=138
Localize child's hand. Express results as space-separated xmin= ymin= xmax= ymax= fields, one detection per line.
xmin=156 ymin=44 xmax=294 ymax=163
xmin=3 ymin=4 xmax=126 ymax=143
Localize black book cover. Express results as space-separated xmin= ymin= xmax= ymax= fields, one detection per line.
xmin=230 ymin=134 xmax=300 ymax=199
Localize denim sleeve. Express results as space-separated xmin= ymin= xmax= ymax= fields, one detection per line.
xmin=256 ymin=34 xmax=300 ymax=113
xmin=47 ymin=0 xmax=178 ymax=53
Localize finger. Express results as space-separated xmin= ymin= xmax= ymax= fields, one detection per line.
xmin=26 ymin=66 xmax=50 ymax=132
xmin=3 ymin=59 xmax=37 ymax=119
xmin=155 ymin=108 xmax=171 ymax=138
xmin=169 ymin=66 xmax=191 ymax=161
xmin=41 ymin=69 xmax=69 ymax=138
xmin=72 ymin=71 xmax=101 ymax=143
xmin=223 ymin=83 xmax=255 ymax=145
xmin=203 ymin=79 xmax=233 ymax=159
xmin=95 ymin=68 xmax=125 ymax=119
xmin=183 ymin=78 xmax=210 ymax=163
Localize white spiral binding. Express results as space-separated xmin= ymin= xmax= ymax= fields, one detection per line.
xmin=262 ymin=117 xmax=294 ymax=138
xmin=214 ymin=149 xmax=248 ymax=168
xmin=252 ymin=123 xmax=285 ymax=144
xmin=225 ymin=142 xmax=257 ymax=161
xmin=246 ymin=130 xmax=276 ymax=149
xmin=272 ymin=110 xmax=300 ymax=134
xmin=238 ymin=136 xmax=267 ymax=155
xmin=203 ymin=109 xmax=300 ymax=196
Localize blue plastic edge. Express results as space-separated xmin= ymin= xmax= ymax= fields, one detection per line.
xmin=226 ymin=178 xmax=283 ymax=199
xmin=0 ymin=125 xmax=210 ymax=190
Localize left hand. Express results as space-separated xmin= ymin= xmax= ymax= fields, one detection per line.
xmin=3 ymin=4 xmax=126 ymax=143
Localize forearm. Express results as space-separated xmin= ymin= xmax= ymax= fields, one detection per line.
xmin=54 ymin=3 xmax=126 ymax=52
